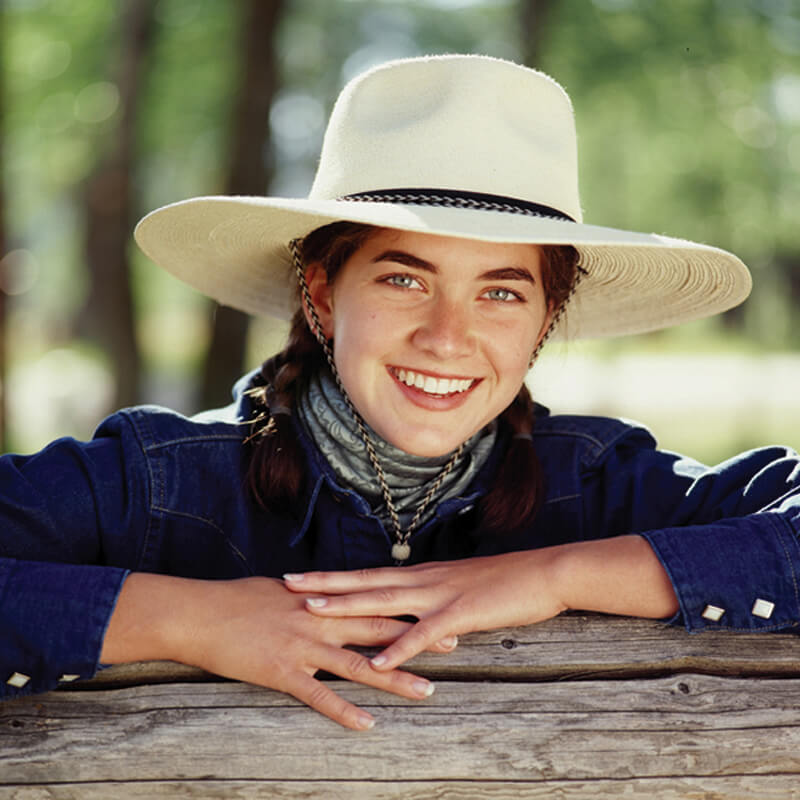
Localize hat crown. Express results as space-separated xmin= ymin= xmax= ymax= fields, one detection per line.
xmin=309 ymin=55 xmax=583 ymax=223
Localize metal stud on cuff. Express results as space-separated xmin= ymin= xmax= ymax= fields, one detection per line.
xmin=751 ymin=598 xmax=775 ymax=619
xmin=701 ymin=604 xmax=725 ymax=622
xmin=6 ymin=672 xmax=31 ymax=688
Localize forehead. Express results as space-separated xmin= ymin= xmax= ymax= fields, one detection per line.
xmin=353 ymin=227 xmax=544 ymax=273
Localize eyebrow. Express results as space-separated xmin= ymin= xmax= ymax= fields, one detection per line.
xmin=372 ymin=249 xmax=537 ymax=284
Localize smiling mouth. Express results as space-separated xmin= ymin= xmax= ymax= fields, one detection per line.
xmin=390 ymin=367 xmax=477 ymax=397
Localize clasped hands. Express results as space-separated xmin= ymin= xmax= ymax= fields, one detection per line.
xmin=279 ymin=549 xmax=565 ymax=730
xmin=105 ymin=536 xmax=671 ymax=731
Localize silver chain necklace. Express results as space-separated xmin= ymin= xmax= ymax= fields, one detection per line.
xmin=290 ymin=239 xmax=463 ymax=564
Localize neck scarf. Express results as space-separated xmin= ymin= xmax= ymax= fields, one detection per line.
xmin=297 ymin=368 xmax=496 ymax=531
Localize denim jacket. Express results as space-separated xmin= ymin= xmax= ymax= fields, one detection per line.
xmin=2 ymin=372 xmax=799 ymax=699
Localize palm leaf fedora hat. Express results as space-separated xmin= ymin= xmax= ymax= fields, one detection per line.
xmin=134 ymin=54 xmax=751 ymax=340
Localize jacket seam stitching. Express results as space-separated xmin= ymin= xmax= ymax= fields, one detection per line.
xmin=544 ymin=493 xmax=581 ymax=504
xmin=144 ymin=434 xmax=243 ymax=452
xmin=151 ymin=506 xmax=253 ymax=573
xmin=121 ymin=412 xmax=157 ymax=571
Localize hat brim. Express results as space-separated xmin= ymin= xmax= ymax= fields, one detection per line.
xmin=134 ymin=195 xmax=751 ymax=340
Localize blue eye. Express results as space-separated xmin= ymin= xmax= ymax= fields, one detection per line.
xmin=386 ymin=274 xmax=422 ymax=289
xmin=484 ymin=288 xmax=522 ymax=302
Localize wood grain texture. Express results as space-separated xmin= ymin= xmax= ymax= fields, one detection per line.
xmin=3 ymin=676 xmax=800 ymax=784
xmin=82 ymin=613 xmax=800 ymax=689
xmin=0 ymin=777 xmax=797 ymax=800
xmin=3 ymin=616 xmax=800 ymax=798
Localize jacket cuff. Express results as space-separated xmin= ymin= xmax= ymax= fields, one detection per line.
xmin=641 ymin=514 xmax=800 ymax=633
xmin=0 ymin=559 xmax=128 ymax=698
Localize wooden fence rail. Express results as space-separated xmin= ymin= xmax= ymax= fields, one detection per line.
xmin=3 ymin=614 xmax=800 ymax=799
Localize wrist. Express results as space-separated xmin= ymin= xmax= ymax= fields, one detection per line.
xmin=101 ymin=572 xmax=204 ymax=664
xmin=550 ymin=536 xmax=679 ymax=619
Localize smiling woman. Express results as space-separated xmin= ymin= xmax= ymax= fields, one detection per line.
xmin=306 ymin=230 xmax=551 ymax=455
xmin=2 ymin=54 xmax=799 ymax=734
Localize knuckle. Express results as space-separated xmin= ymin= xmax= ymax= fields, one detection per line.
xmin=368 ymin=615 xmax=393 ymax=637
xmin=304 ymin=681 xmax=333 ymax=711
xmin=375 ymin=588 xmax=397 ymax=605
xmin=343 ymin=650 xmax=371 ymax=679
xmin=408 ymin=618 xmax=441 ymax=646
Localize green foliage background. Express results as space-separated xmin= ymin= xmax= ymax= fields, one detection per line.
xmin=2 ymin=0 xmax=799 ymax=460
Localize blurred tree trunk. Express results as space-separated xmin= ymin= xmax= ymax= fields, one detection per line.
xmin=519 ymin=0 xmax=555 ymax=67
xmin=199 ymin=0 xmax=285 ymax=410
xmin=81 ymin=0 xmax=156 ymax=409
xmin=0 ymin=2 xmax=6 ymax=452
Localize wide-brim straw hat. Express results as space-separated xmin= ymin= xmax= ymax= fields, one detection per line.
xmin=134 ymin=54 xmax=751 ymax=340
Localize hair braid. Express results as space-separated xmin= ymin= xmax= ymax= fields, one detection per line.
xmin=477 ymin=385 xmax=542 ymax=532
xmin=245 ymin=311 xmax=322 ymax=512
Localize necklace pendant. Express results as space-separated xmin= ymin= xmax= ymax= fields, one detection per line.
xmin=391 ymin=542 xmax=411 ymax=562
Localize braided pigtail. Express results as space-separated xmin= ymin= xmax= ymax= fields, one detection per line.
xmin=477 ymin=385 xmax=542 ymax=533
xmin=245 ymin=221 xmax=379 ymax=513
xmin=246 ymin=311 xmax=324 ymax=513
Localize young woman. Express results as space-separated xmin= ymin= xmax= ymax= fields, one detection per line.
xmin=2 ymin=55 xmax=798 ymax=732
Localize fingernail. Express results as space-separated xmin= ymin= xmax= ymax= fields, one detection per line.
xmin=357 ymin=714 xmax=375 ymax=730
xmin=439 ymin=635 xmax=458 ymax=650
xmin=370 ymin=654 xmax=387 ymax=668
xmin=283 ymin=573 xmax=304 ymax=583
xmin=413 ymin=679 xmax=435 ymax=697
xmin=306 ymin=597 xmax=328 ymax=608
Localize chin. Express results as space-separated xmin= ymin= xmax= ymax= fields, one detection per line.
xmin=384 ymin=429 xmax=471 ymax=458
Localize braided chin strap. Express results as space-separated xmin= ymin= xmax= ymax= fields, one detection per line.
xmin=528 ymin=263 xmax=587 ymax=368
xmin=289 ymin=239 xmax=463 ymax=565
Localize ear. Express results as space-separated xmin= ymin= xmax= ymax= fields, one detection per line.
xmin=303 ymin=262 xmax=335 ymax=339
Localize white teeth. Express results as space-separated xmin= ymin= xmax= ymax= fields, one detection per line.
xmin=394 ymin=369 xmax=474 ymax=396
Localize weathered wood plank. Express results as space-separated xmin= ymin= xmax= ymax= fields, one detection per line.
xmin=4 ymin=675 xmax=800 ymax=784
xmin=85 ymin=614 xmax=800 ymax=688
xmin=0 ymin=776 xmax=796 ymax=799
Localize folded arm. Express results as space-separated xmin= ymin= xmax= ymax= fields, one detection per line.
xmin=285 ymin=534 xmax=678 ymax=671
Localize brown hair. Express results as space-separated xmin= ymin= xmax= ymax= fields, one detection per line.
xmin=245 ymin=222 xmax=581 ymax=532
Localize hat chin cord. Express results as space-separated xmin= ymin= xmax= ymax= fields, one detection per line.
xmin=528 ymin=261 xmax=587 ymax=368
xmin=289 ymin=239 xmax=463 ymax=565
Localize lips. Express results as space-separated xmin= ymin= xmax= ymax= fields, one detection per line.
xmin=391 ymin=367 xmax=476 ymax=397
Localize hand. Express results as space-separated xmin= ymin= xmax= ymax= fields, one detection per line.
xmin=103 ymin=574 xmax=447 ymax=731
xmin=284 ymin=536 xmax=678 ymax=673
xmin=283 ymin=549 xmax=567 ymax=673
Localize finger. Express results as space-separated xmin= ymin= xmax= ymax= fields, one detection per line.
xmin=283 ymin=566 xmax=422 ymax=594
xmin=286 ymin=671 xmax=376 ymax=731
xmin=319 ymin=642 xmax=436 ymax=703
xmin=336 ymin=615 xmax=414 ymax=647
xmin=338 ymin=616 xmax=457 ymax=653
xmin=304 ymin=586 xmax=427 ymax=618
xmin=429 ymin=634 xmax=459 ymax=653
xmin=369 ymin=614 xmax=457 ymax=671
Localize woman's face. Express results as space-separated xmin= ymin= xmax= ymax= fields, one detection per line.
xmin=306 ymin=228 xmax=552 ymax=457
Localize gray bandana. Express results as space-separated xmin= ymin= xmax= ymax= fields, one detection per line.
xmin=297 ymin=368 xmax=496 ymax=531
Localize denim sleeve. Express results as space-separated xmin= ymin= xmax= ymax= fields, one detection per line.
xmin=583 ymin=428 xmax=800 ymax=633
xmin=0 ymin=428 xmax=147 ymax=697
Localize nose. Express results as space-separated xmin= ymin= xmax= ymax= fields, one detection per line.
xmin=411 ymin=295 xmax=475 ymax=360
